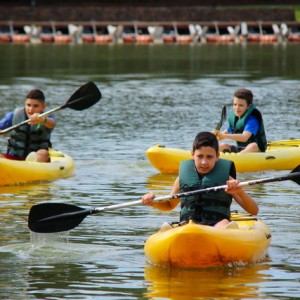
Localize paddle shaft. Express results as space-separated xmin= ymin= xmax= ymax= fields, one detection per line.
xmin=0 ymin=106 xmax=63 ymax=135
xmin=28 ymin=166 xmax=300 ymax=233
xmin=91 ymin=170 xmax=300 ymax=213
xmin=0 ymin=82 xmax=101 ymax=135
xmin=40 ymin=170 xmax=300 ymax=216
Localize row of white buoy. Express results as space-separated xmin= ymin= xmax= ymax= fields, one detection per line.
xmin=1 ymin=21 xmax=300 ymax=44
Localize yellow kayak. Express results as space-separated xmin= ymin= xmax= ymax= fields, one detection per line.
xmin=144 ymin=213 xmax=271 ymax=268
xmin=0 ymin=149 xmax=74 ymax=186
xmin=146 ymin=139 xmax=300 ymax=173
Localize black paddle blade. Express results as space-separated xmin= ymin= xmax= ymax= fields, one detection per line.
xmin=28 ymin=203 xmax=92 ymax=233
xmin=291 ymin=165 xmax=300 ymax=185
xmin=215 ymin=106 xmax=227 ymax=131
xmin=65 ymin=81 xmax=102 ymax=111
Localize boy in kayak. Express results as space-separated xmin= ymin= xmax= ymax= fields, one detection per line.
xmin=142 ymin=131 xmax=258 ymax=230
xmin=0 ymin=89 xmax=56 ymax=162
xmin=216 ymin=88 xmax=267 ymax=153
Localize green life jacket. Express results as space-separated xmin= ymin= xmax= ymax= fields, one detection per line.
xmin=179 ymin=159 xmax=233 ymax=225
xmin=228 ymin=104 xmax=267 ymax=152
xmin=7 ymin=107 xmax=52 ymax=158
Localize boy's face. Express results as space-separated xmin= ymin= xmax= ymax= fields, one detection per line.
xmin=192 ymin=146 xmax=219 ymax=175
xmin=25 ymin=98 xmax=46 ymax=117
xmin=233 ymin=97 xmax=250 ymax=118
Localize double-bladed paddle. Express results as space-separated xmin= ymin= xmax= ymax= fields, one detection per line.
xmin=214 ymin=105 xmax=227 ymax=133
xmin=28 ymin=166 xmax=300 ymax=233
xmin=0 ymin=81 xmax=101 ymax=135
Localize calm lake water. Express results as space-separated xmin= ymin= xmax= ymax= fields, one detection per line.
xmin=0 ymin=43 xmax=299 ymax=299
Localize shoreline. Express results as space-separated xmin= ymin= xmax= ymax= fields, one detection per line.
xmin=1 ymin=20 xmax=300 ymax=45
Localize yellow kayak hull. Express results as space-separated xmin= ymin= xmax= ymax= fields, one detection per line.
xmin=144 ymin=214 xmax=272 ymax=268
xmin=0 ymin=149 xmax=74 ymax=186
xmin=146 ymin=139 xmax=300 ymax=173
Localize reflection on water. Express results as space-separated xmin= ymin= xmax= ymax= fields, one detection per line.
xmin=144 ymin=263 xmax=271 ymax=299
xmin=0 ymin=183 xmax=56 ymax=201
xmin=1 ymin=43 xmax=300 ymax=79
xmin=146 ymin=172 xmax=176 ymax=192
xmin=0 ymin=237 xmax=146 ymax=299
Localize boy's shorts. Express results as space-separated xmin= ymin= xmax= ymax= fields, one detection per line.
xmin=222 ymin=145 xmax=245 ymax=153
xmin=1 ymin=153 xmax=25 ymax=160
xmin=230 ymin=145 xmax=245 ymax=153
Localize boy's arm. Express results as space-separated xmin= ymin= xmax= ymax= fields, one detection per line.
xmin=218 ymin=116 xmax=259 ymax=142
xmin=142 ymin=177 xmax=180 ymax=211
xmin=226 ymin=178 xmax=259 ymax=215
xmin=28 ymin=113 xmax=56 ymax=129
xmin=218 ymin=131 xmax=252 ymax=142
xmin=0 ymin=112 xmax=13 ymax=130
xmin=232 ymin=190 xmax=259 ymax=215
xmin=42 ymin=115 xmax=56 ymax=129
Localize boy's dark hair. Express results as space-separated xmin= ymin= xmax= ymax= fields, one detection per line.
xmin=193 ymin=131 xmax=219 ymax=153
xmin=26 ymin=89 xmax=45 ymax=103
xmin=234 ymin=89 xmax=253 ymax=105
